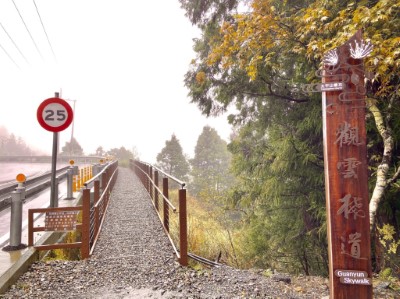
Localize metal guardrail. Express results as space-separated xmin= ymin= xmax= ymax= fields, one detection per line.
xmin=0 ymin=167 xmax=70 ymax=212
xmin=0 ymin=155 xmax=104 ymax=163
xmin=0 ymin=166 xmax=69 ymax=196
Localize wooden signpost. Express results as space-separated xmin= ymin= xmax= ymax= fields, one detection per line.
xmin=321 ymin=31 xmax=373 ymax=298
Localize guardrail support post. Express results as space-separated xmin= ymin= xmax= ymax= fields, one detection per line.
xmin=54 ymin=177 xmax=59 ymax=207
xmin=3 ymin=184 xmax=27 ymax=251
xmin=66 ymin=168 xmax=74 ymax=199
xmin=179 ymin=188 xmax=188 ymax=266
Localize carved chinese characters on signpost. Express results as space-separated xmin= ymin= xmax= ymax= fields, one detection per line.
xmin=321 ymin=31 xmax=373 ymax=298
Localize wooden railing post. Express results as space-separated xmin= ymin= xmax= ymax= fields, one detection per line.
xmin=162 ymin=177 xmax=169 ymax=232
xmin=143 ymin=164 xmax=147 ymax=191
xmin=81 ymin=188 xmax=90 ymax=259
xmin=139 ymin=162 xmax=143 ymax=185
xmin=93 ymin=180 xmax=100 ymax=239
xmin=106 ymin=168 xmax=110 ymax=186
xmin=101 ymin=171 xmax=107 ymax=193
xmin=149 ymin=166 xmax=153 ymax=200
xmin=147 ymin=165 xmax=150 ymax=193
xmin=179 ymin=189 xmax=188 ymax=266
xmin=94 ymin=180 xmax=100 ymax=204
xmin=154 ymin=171 xmax=159 ymax=211
xmin=28 ymin=210 xmax=34 ymax=246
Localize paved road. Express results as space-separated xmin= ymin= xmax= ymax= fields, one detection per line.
xmin=0 ymin=162 xmax=69 ymax=246
xmin=0 ymin=163 xmax=54 ymax=184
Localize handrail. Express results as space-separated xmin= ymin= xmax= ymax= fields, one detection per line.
xmin=135 ymin=160 xmax=186 ymax=188
xmin=130 ymin=159 xmax=188 ymax=266
xmin=84 ymin=160 xmax=118 ymax=188
xmin=28 ymin=160 xmax=119 ymax=259
xmin=0 ymin=166 xmax=69 ymax=196
xmin=89 ymin=162 xmax=118 ymax=255
xmin=153 ymin=184 xmax=177 ymax=211
xmin=134 ymin=163 xmax=176 ymax=211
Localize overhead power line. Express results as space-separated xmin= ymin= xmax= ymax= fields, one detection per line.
xmin=11 ymin=0 xmax=44 ymax=61
xmin=0 ymin=22 xmax=30 ymax=65
xmin=0 ymin=41 xmax=21 ymax=69
xmin=33 ymin=0 xmax=57 ymax=62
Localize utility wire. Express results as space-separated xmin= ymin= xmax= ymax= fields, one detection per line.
xmin=11 ymin=0 xmax=44 ymax=61
xmin=0 ymin=22 xmax=30 ymax=65
xmin=0 ymin=41 xmax=21 ymax=69
xmin=33 ymin=0 xmax=57 ymax=62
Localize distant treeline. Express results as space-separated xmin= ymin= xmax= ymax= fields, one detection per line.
xmin=0 ymin=126 xmax=38 ymax=156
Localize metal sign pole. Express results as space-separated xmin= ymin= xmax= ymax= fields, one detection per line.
xmin=37 ymin=93 xmax=73 ymax=208
xmin=50 ymin=91 xmax=60 ymax=208
xmin=50 ymin=131 xmax=58 ymax=208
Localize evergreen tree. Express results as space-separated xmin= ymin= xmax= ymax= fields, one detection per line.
xmin=156 ymin=134 xmax=190 ymax=181
xmin=191 ymin=126 xmax=233 ymax=202
xmin=0 ymin=134 xmax=32 ymax=156
xmin=0 ymin=127 xmax=37 ymax=156
xmin=60 ymin=137 xmax=83 ymax=156
xmin=107 ymin=146 xmax=134 ymax=161
xmin=95 ymin=146 xmax=105 ymax=156
xmin=181 ymin=0 xmax=400 ymax=274
xmin=6 ymin=134 xmax=18 ymax=155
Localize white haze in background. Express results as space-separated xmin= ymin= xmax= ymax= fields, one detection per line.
xmin=0 ymin=0 xmax=232 ymax=163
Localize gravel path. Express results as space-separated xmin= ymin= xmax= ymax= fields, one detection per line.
xmin=1 ymin=167 xmax=329 ymax=299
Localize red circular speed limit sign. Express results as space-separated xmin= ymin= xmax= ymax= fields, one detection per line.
xmin=37 ymin=97 xmax=74 ymax=132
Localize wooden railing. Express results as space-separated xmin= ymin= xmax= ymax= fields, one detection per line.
xmin=28 ymin=160 xmax=118 ymax=259
xmin=130 ymin=159 xmax=188 ymax=266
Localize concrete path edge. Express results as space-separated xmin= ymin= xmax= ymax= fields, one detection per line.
xmin=0 ymin=231 xmax=63 ymax=294
xmin=0 ymin=193 xmax=83 ymax=294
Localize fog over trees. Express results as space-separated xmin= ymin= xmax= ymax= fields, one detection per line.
xmin=0 ymin=126 xmax=39 ymax=156
xmin=0 ymin=126 xmax=137 ymax=167
xmin=156 ymin=134 xmax=190 ymax=181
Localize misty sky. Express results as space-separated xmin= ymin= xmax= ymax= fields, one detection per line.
xmin=0 ymin=1 xmax=232 ymax=163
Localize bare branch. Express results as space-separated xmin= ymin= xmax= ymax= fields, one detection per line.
xmin=387 ymin=164 xmax=400 ymax=186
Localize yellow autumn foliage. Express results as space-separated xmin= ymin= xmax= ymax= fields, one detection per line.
xmin=205 ymin=0 xmax=399 ymax=96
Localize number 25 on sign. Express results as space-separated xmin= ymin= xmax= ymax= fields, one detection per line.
xmin=37 ymin=97 xmax=73 ymax=132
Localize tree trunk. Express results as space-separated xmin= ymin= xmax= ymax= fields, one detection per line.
xmin=367 ymin=99 xmax=394 ymax=229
